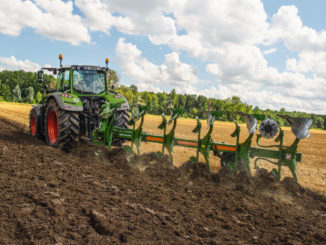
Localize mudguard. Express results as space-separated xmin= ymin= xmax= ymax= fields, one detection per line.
xmin=47 ymin=92 xmax=83 ymax=112
xmin=104 ymin=93 xmax=130 ymax=111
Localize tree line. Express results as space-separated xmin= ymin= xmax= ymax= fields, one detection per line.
xmin=115 ymin=85 xmax=325 ymax=129
xmin=0 ymin=70 xmax=53 ymax=104
xmin=0 ymin=70 xmax=324 ymax=129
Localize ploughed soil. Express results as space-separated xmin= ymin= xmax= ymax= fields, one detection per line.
xmin=0 ymin=119 xmax=326 ymax=244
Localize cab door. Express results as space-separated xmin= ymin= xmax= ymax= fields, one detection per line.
xmin=57 ymin=70 xmax=71 ymax=92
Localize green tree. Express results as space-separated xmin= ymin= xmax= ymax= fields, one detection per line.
xmin=36 ymin=91 xmax=43 ymax=103
xmin=1 ymin=84 xmax=11 ymax=101
xmin=26 ymin=87 xmax=34 ymax=103
xmin=197 ymin=95 xmax=208 ymax=118
xmin=311 ymin=115 xmax=324 ymax=129
xmin=170 ymin=89 xmax=178 ymax=107
xmin=130 ymin=84 xmax=138 ymax=94
xmin=108 ymin=69 xmax=119 ymax=88
xmin=157 ymin=92 xmax=168 ymax=114
xmin=151 ymin=93 xmax=160 ymax=114
xmin=191 ymin=107 xmax=198 ymax=117
xmin=178 ymin=94 xmax=187 ymax=109
xmin=12 ymin=84 xmax=21 ymax=102
xmin=185 ymin=95 xmax=196 ymax=114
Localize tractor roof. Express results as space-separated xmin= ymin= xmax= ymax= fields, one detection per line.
xmin=41 ymin=65 xmax=109 ymax=73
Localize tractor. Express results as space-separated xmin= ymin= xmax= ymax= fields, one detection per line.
xmin=29 ymin=54 xmax=130 ymax=151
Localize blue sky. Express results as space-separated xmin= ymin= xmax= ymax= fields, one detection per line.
xmin=0 ymin=0 xmax=325 ymax=114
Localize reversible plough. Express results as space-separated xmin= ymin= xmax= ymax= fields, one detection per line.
xmin=93 ymin=104 xmax=312 ymax=182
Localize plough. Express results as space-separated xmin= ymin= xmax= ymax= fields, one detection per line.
xmin=93 ymin=103 xmax=312 ymax=182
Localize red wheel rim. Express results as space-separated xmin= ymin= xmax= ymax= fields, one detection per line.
xmin=48 ymin=109 xmax=58 ymax=143
xmin=31 ymin=115 xmax=36 ymax=136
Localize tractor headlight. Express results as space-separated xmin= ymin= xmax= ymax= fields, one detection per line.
xmin=259 ymin=119 xmax=279 ymax=139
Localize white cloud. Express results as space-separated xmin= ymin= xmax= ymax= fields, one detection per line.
xmin=0 ymin=0 xmax=91 ymax=45
xmin=136 ymin=82 xmax=162 ymax=93
xmin=171 ymin=0 xmax=268 ymax=46
xmin=2 ymin=0 xmax=326 ymax=114
xmin=76 ymin=0 xmax=176 ymax=40
xmin=74 ymin=0 xmax=134 ymax=34
xmin=269 ymin=6 xmax=326 ymax=52
xmin=264 ymin=48 xmax=277 ymax=55
xmin=270 ymin=5 xmax=326 ymax=78
xmin=114 ymin=38 xmax=326 ymax=114
xmin=114 ymin=37 xmax=326 ymax=113
xmin=205 ymin=64 xmax=222 ymax=78
xmin=286 ymin=51 xmax=326 ymax=78
xmin=0 ymin=56 xmax=41 ymax=72
xmin=115 ymin=38 xmax=202 ymax=91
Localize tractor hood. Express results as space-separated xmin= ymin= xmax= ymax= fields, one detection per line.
xmin=104 ymin=93 xmax=130 ymax=111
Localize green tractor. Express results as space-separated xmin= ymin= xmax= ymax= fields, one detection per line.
xmin=29 ymin=54 xmax=130 ymax=151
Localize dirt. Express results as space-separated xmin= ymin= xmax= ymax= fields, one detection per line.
xmin=0 ymin=119 xmax=326 ymax=244
xmin=2 ymin=102 xmax=326 ymax=194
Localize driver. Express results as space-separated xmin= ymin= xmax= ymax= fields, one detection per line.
xmin=73 ymin=72 xmax=87 ymax=92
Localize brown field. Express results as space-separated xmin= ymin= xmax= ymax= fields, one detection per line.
xmin=1 ymin=101 xmax=326 ymax=243
xmin=0 ymin=102 xmax=325 ymax=193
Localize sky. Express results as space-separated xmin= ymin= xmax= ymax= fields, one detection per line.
xmin=0 ymin=0 xmax=325 ymax=114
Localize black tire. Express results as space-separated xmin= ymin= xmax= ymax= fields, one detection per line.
xmin=29 ymin=108 xmax=43 ymax=139
xmin=45 ymin=98 xmax=79 ymax=151
xmin=112 ymin=110 xmax=130 ymax=146
xmin=114 ymin=110 xmax=130 ymax=129
xmin=220 ymin=152 xmax=246 ymax=172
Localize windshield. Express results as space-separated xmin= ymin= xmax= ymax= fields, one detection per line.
xmin=73 ymin=70 xmax=106 ymax=94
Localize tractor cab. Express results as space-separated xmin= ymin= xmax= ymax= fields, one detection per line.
xmin=55 ymin=66 xmax=107 ymax=95
xmin=72 ymin=68 xmax=105 ymax=94
xmin=39 ymin=55 xmax=110 ymax=96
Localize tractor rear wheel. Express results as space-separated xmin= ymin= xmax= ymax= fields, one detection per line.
xmin=220 ymin=152 xmax=246 ymax=172
xmin=112 ymin=109 xmax=130 ymax=146
xmin=29 ymin=108 xmax=43 ymax=139
xmin=45 ymin=98 xmax=79 ymax=151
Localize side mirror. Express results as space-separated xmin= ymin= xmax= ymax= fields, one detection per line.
xmin=37 ymin=70 xmax=44 ymax=83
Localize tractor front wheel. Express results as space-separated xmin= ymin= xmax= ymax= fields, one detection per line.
xmin=45 ymin=98 xmax=79 ymax=151
xmin=114 ymin=110 xmax=130 ymax=129
xmin=112 ymin=109 xmax=130 ymax=146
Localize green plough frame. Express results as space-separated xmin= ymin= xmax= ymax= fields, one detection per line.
xmin=92 ymin=105 xmax=304 ymax=182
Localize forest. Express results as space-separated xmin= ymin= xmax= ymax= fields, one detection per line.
xmin=0 ymin=70 xmax=324 ymax=129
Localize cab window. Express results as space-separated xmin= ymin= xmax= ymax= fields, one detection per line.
xmin=57 ymin=73 xmax=63 ymax=90
xmin=48 ymin=76 xmax=57 ymax=90
xmin=62 ymin=70 xmax=70 ymax=91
